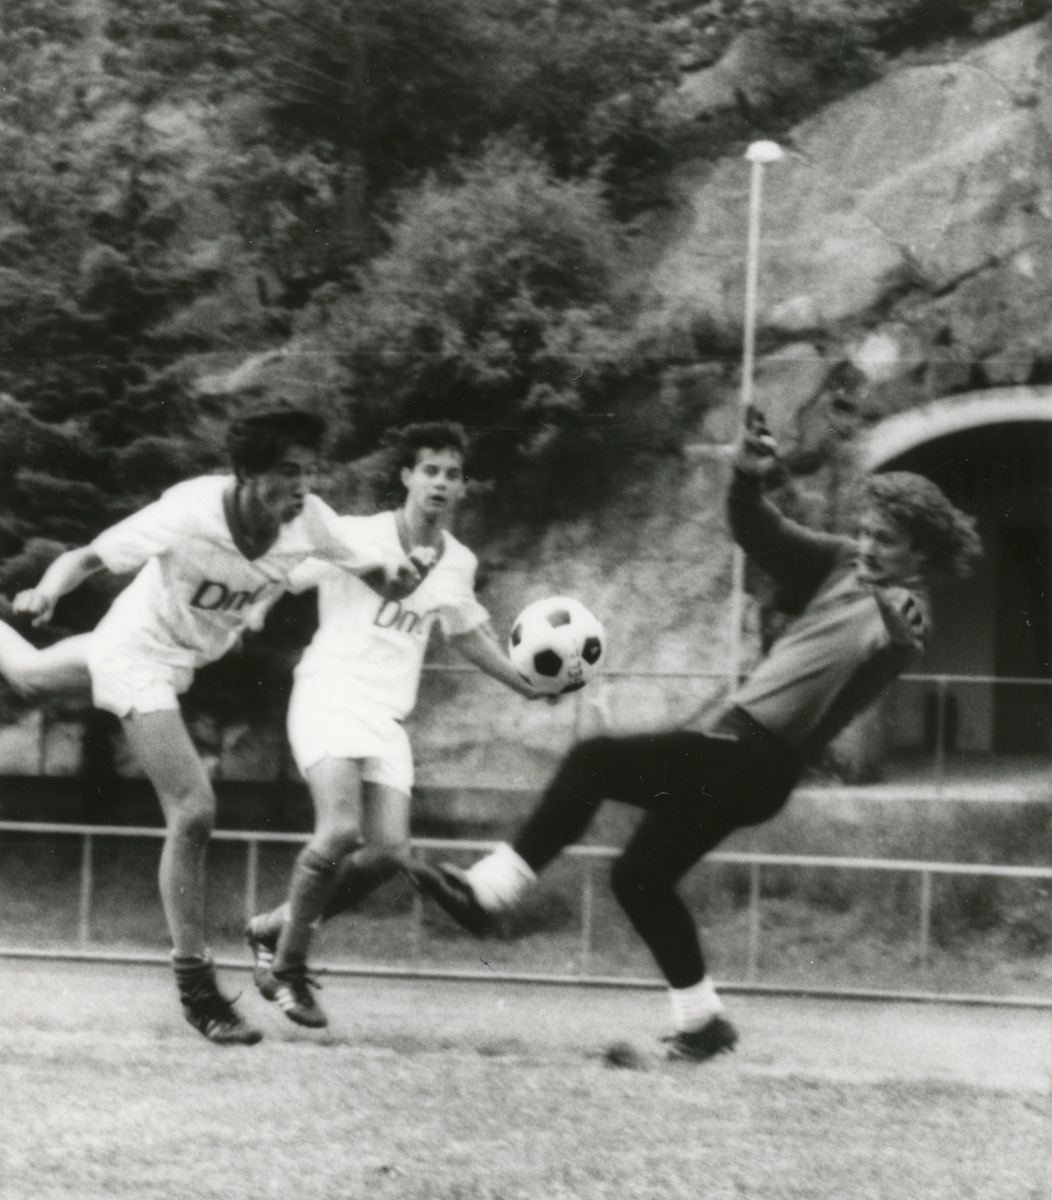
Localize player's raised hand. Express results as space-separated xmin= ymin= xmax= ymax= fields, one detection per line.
xmin=368 ymin=545 xmax=438 ymax=601
xmin=408 ymin=545 xmax=438 ymax=579
xmin=379 ymin=561 xmax=422 ymax=602
xmin=13 ymin=586 xmax=58 ymax=627
xmin=732 ymin=406 xmax=779 ymax=479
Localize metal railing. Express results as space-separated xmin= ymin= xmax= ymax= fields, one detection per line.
xmin=0 ymin=819 xmax=1047 ymax=1007
xmin=0 ymin=668 xmax=1047 ymax=1004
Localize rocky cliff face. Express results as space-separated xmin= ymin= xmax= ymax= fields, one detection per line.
xmin=651 ymin=20 xmax=1052 ymax=461
xmin=411 ymin=447 xmax=741 ymax=791
xmin=409 ymin=18 xmax=1052 ymax=790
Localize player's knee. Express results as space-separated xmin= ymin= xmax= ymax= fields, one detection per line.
xmin=312 ymin=821 xmax=364 ymax=863
xmin=376 ymin=841 xmax=411 ymax=872
xmin=165 ymin=793 xmax=216 ymax=845
xmin=610 ymin=854 xmax=657 ymax=916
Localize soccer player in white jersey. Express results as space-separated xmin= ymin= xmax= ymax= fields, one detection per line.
xmin=0 ymin=409 xmax=424 ymax=1044
xmin=246 ymin=421 xmax=546 ymax=1028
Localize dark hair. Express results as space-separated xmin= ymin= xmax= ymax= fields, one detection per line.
xmin=382 ymin=421 xmax=470 ymax=497
xmin=225 ymin=408 xmax=327 ymax=475
xmin=863 ymin=471 xmax=983 ymax=578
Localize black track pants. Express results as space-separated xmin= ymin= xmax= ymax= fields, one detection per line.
xmin=513 ymin=728 xmax=800 ymax=989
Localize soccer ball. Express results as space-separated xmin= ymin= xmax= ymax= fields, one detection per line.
xmin=508 ymin=596 xmax=606 ymax=695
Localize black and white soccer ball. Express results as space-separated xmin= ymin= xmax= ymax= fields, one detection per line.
xmin=508 ymin=596 xmax=606 ymax=695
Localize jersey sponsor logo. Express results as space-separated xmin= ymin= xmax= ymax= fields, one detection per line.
xmin=374 ymin=598 xmax=437 ymax=637
xmin=190 ymin=580 xmax=268 ymax=614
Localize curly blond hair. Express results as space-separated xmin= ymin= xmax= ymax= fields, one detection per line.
xmin=863 ymin=472 xmax=982 ymax=578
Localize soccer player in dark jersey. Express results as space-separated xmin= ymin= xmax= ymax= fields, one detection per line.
xmin=413 ymin=411 xmax=982 ymax=1060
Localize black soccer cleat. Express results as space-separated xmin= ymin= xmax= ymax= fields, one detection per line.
xmin=409 ymin=861 xmax=495 ymax=937
xmin=245 ymin=916 xmax=279 ymax=1002
xmin=271 ymin=965 xmax=328 ymax=1029
xmin=662 ymin=1015 xmax=739 ymax=1062
xmin=179 ymin=978 xmax=263 ymax=1046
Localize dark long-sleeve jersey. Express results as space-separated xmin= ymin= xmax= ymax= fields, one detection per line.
xmin=719 ymin=472 xmax=929 ymax=763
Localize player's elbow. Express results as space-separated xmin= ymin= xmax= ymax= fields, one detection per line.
xmin=45 ymin=547 xmax=107 ymax=595
xmin=60 ymin=546 xmax=105 ymax=576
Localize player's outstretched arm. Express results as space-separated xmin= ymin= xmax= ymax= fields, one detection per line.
xmin=13 ymin=547 xmax=105 ymax=627
xmin=451 ymin=625 xmax=548 ymax=699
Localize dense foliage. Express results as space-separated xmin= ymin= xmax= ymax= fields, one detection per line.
xmin=0 ymin=0 xmax=1043 ymax=586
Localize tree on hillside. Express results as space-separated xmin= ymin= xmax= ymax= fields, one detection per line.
xmin=0 ymin=2 xmax=279 ymax=555
xmin=106 ymin=0 xmax=688 ymax=229
xmin=292 ymin=142 xmax=676 ymax=520
xmin=0 ymin=0 xmax=687 ymax=575
xmin=4 ymin=0 xmax=1043 ymax=555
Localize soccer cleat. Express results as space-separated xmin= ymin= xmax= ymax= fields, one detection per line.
xmin=179 ymin=978 xmax=263 ymax=1046
xmin=245 ymin=916 xmax=279 ymax=1001
xmin=662 ymin=1015 xmax=739 ymax=1062
xmin=409 ymin=861 xmax=495 ymax=937
xmin=271 ymin=965 xmax=328 ymax=1028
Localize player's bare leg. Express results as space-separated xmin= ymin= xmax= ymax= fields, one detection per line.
xmin=0 ymin=627 xmax=93 ymax=698
xmin=123 ymin=711 xmax=215 ymax=956
xmin=261 ymin=756 xmax=371 ymax=1027
xmin=123 ymin=709 xmax=261 ymax=1045
xmin=249 ymin=780 xmax=411 ymax=1024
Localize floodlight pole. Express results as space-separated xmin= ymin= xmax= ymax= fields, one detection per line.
xmin=728 ymin=141 xmax=784 ymax=688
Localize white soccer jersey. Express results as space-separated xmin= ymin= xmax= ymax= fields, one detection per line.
xmin=89 ymin=475 xmax=399 ymax=671
xmin=291 ymin=510 xmax=490 ymax=719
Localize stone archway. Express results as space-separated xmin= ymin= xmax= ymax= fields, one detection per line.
xmin=860 ymin=387 xmax=1052 ymax=473
xmin=860 ymin=388 xmax=1052 ymax=760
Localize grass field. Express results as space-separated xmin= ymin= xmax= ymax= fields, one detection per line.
xmin=0 ymin=960 xmax=1048 ymax=1200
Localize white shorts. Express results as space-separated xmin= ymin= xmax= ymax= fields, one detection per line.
xmin=287 ymin=676 xmax=413 ymax=795
xmin=86 ymin=644 xmax=195 ymax=718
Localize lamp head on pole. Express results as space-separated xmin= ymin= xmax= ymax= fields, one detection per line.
xmin=745 ymin=140 xmax=784 ymax=164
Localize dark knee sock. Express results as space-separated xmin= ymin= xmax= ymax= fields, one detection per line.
xmin=320 ymin=851 xmax=406 ymax=922
xmin=255 ymin=904 xmax=287 ymax=941
xmin=172 ymin=952 xmax=217 ymax=999
xmin=274 ymin=848 xmax=337 ymax=971
xmin=610 ymin=860 xmax=705 ymax=989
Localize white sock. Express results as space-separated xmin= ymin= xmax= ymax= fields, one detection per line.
xmin=669 ymin=976 xmax=724 ymax=1033
xmin=465 ymin=843 xmax=536 ymax=912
